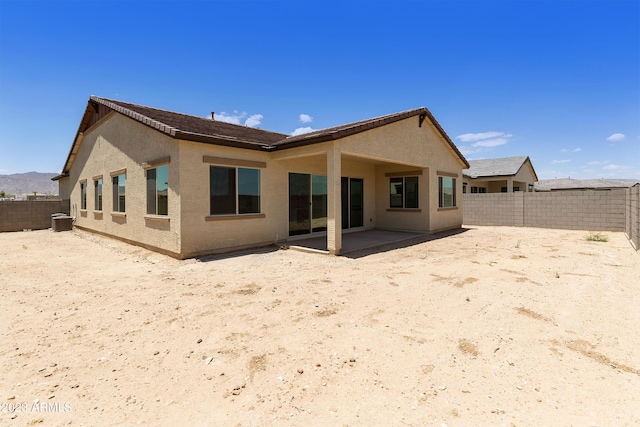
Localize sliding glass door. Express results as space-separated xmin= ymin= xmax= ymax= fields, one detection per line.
xmin=350 ymin=178 xmax=364 ymax=228
xmin=311 ymin=175 xmax=328 ymax=232
xmin=290 ymin=173 xmax=362 ymax=236
xmin=341 ymin=177 xmax=363 ymax=229
xmin=289 ymin=173 xmax=327 ymax=236
xmin=289 ymin=173 xmax=311 ymax=236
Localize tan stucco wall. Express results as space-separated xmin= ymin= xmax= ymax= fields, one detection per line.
xmin=178 ymin=141 xmax=278 ymax=257
xmin=513 ymin=162 xmax=536 ymax=188
xmin=63 ymin=111 xmax=465 ymax=257
xmin=327 ymin=116 xmax=464 ymax=233
xmin=67 ymin=114 xmax=181 ymax=256
xmin=340 ymin=116 xmax=464 ymax=233
xmin=57 ymin=177 xmax=71 ymax=199
xmin=178 ymin=143 xmax=382 ymax=257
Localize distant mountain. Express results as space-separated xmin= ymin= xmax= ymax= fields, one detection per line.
xmin=0 ymin=172 xmax=59 ymax=197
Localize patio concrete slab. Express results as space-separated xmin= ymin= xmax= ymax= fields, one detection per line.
xmin=286 ymin=229 xmax=428 ymax=256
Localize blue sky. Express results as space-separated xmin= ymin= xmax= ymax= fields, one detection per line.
xmin=0 ymin=0 xmax=638 ymax=180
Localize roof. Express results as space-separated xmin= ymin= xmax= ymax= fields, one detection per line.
xmin=463 ymin=156 xmax=537 ymax=180
xmin=95 ymin=97 xmax=287 ymax=147
xmin=54 ymin=96 xmax=468 ymax=180
xmin=534 ymin=178 xmax=640 ymax=191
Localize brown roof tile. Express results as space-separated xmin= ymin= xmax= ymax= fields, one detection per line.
xmin=56 ymin=96 xmax=468 ymax=178
xmin=91 ymin=96 xmax=288 ymax=148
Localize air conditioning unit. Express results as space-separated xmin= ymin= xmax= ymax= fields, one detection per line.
xmin=52 ymin=215 xmax=73 ymax=232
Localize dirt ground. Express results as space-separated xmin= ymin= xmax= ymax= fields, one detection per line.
xmin=1 ymin=226 xmax=639 ymax=426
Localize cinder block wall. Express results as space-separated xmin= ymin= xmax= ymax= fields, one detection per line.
xmin=463 ymin=189 xmax=627 ymax=232
xmin=0 ymin=200 xmax=71 ymax=232
xmin=463 ymin=193 xmax=523 ymax=226
xmin=524 ymin=189 xmax=626 ymax=231
xmin=626 ymin=184 xmax=639 ymax=250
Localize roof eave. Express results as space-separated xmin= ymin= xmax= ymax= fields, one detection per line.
xmin=175 ymin=130 xmax=270 ymax=151
xmin=271 ymin=134 xmax=335 ymax=150
xmin=51 ymin=173 xmax=69 ymax=181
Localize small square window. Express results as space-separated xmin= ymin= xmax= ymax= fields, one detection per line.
xmin=389 ymin=176 xmax=418 ymax=208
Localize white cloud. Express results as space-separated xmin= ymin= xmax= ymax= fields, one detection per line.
xmin=606 ymin=133 xmax=626 ymax=142
xmin=215 ymin=111 xmax=244 ymax=125
xmin=456 ymin=131 xmax=504 ymax=142
xmin=244 ymin=114 xmax=263 ymax=128
xmin=299 ymin=114 xmax=313 ymax=123
xmin=291 ymin=127 xmax=316 ymax=136
xmin=562 ymin=147 xmax=582 ymax=153
xmin=586 ymin=160 xmax=608 ymax=166
xmin=551 ymin=159 xmax=571 ymax=164
xmin=456 ymin=131 xmax=513 ymax=148
xmin=213 ymin=111 xmax=263 ymax=128
xmin=573 ymin=148 xmax=582 ymax=152
xmin=472 ymin=137 xmax=511 ymax=147
xmin=603 ymin=164 xmax=623 ymax=170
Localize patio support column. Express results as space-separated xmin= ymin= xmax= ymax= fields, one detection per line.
xmin=507 ymin=177 xmax=514 ymax=192
xmin=327 ymin=143 xmax=342 ymax=255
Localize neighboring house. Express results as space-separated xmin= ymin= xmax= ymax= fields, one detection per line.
xmin=462 ymin=156 xmax=538 ymax=193
xmin=53 ymin=96 xmax=469 ymax=258
xmin=534 ymin=178 xmax=640 ymax=192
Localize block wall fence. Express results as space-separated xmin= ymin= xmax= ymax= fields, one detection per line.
xmin=1 ymin=188 xmax=638 ymax=252
xmin=463 ymin=186 xmax=639 ymax=250
xmin=0 ymin=200 xmax=71 ymax=232
xmin=626 ymin=184 xmax=639 ymax=250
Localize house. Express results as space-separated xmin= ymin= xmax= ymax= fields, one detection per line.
xmin=53 ymin=96 xmax=469 ymax=258
xmin=534 ymin=178 xmax=640 ymax=192
xmin=462 ymin=156 xmax=537 ymax=193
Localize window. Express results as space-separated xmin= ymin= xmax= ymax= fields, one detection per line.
xmin=147 ymin=165 xmax=168 ymax=215
xmin=94 ymin=178 xmax=103 ymax=211
xmin=471 ymin=186 xmax=478 ymax=194
xmin=112 ymin=174 xmax=126 ymax=212
xmin=479 ymin=187 xmax=486 ymax=193
xmin=210 ymin=166 xmax=260 ymax=215
xmin=389 ymin=176 xmax=418 ymax=208
xmin=80 ymin=182 xmax=87 ymax=209
xmin=438 ymin=176 xmax=456 ymax=208
xmin=462 ymin=182 xmax=467 ymax=194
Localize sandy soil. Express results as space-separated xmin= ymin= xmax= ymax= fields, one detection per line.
xmin=1 ymin=226 xmax=639 ymax=426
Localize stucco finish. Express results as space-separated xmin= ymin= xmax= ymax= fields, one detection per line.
xmin=67 ymin=114 xmax=181 ymax=255
xmin=62 ymin=111 xmax=465 ymax=257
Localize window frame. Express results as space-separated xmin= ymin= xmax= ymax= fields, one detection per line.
xmin=80 ymin=181 xmax=87 ymax=210
xmin=438 ymin=176 xmax=457 ymax=209
xmin=209 ymin=165 xmax=261 ymax=216
xmin=146 ymin=164 xmax=169 ymax=216
xmin=112 ymin=173 xmax=126 ymax=213
xmin=94 ymin=177 xmax=103 ymax=211
xmin=389 ymin=176 xmax=419 ymax=209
